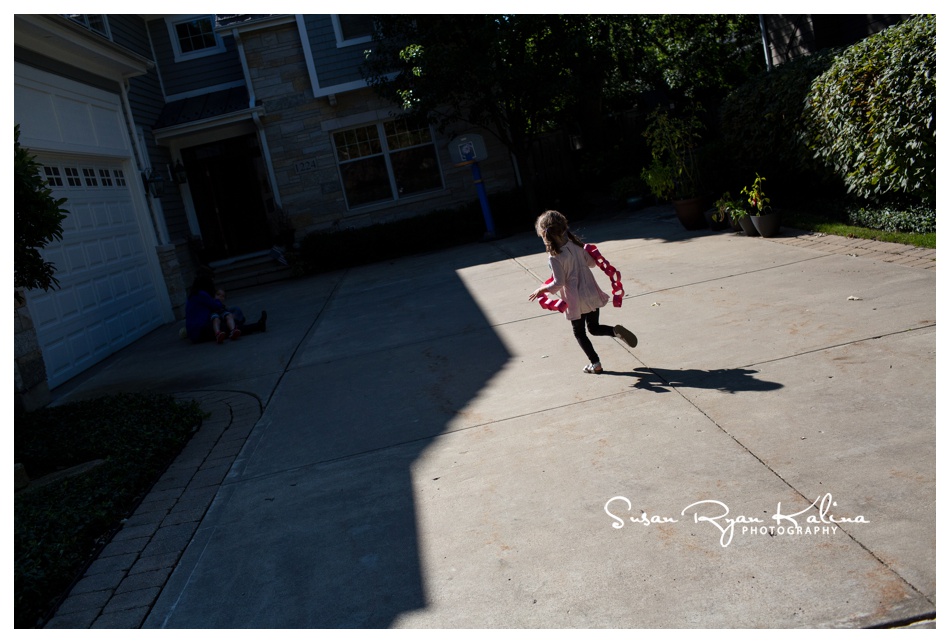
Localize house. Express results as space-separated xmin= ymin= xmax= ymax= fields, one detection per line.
xmin=14 ymin=14 xmax=517 ymax=410
xmin=761 ymin=14 xmax=910 ymax=68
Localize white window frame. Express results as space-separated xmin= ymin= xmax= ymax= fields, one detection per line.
xmin=332 ymin=118 xmax=444 ymax=210
xmin=330 ymin=14 xmax=374 ymax=48
xmin=165 ymin=15 xmax=226 ymax=63
xmin=65 ymin=14 xmax=111 ymax=39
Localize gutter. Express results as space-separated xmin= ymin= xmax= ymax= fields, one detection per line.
xmin=233 ymin=26 xmax=282 ymax=210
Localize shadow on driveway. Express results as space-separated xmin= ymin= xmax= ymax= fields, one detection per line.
xmin=601 ymin=366 xmax=783 ymax=395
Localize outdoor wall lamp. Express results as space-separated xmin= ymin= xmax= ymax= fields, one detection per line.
xmin=174 ymin=160 xmax=188 ymax=185
xmin=142 ymin=169 xmax=165 ymax=198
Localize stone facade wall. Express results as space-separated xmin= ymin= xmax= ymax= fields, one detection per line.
xmin=14 ymin=294 xmax=50 ymax=414
xmin=156 ymin=243 xmax=187 ymax=320
xmin=242 ymin=22 xmax=518 ymax=237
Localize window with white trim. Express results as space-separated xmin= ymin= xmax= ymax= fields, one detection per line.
xmin=166 ymin=15 xmax=225 ymax=62
xmin=332 ymin=118 xmax=443 ymax=208
xmin=42 ymin=166 xmax=64 ymax=187
xmin=332 ymin=15 xmax=374 ymax=46
xmin=66 ymin=14 xmax=111 ymax=39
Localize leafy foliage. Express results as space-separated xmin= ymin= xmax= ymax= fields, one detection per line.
xmin=15 ymin=393 xmax=204 ymax=628
xmin=718 ymin=49 xmax=841 ymax=195
xmin=713 ymin=191 xmax=749 ymax=223
xmin=14 ymin=125 xmax=68 ymax=303
xmin=845 ymin=204 xmax=936 ymax=234
xmin=363 ymin=15 xmax=763 ymax=207
xmin=740 ymin=173 xmax=772 ymax=215
xmin=803 ymin=15 xmax=936 ymax=206
xmin=628 ymin=14 xmax=763 ymax=105
xmin=640 ymin=106 xmax=705 ymax=200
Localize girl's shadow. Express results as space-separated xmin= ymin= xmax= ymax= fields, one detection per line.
xmin=602 ymin=366 xmax=783 ymax=394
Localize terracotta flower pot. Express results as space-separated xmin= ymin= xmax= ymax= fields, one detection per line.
xmin=672 ymin=197 xmax=707 ymax=231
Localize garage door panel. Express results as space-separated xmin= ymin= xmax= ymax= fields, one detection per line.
xmin=52 ymin=95 xmax=99 ymax=148
xmin=63 ymin=241 xmax=87 ymax=273
xmin=25 ymin=156 xmax=165 ymax=388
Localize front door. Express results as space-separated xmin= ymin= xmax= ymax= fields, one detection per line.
xmin=182 ymin=134 xmax=272 ymax=262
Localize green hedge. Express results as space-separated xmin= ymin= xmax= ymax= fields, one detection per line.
xmin=293 ymin=190 xmax=529 ymax=276
xmin=845 ymin=204 xmax=936 ymax=234
xmin=718 ymin=48 xmax=841 ymax=196
xmin=804 ymin=15 xmax=936 ymax=206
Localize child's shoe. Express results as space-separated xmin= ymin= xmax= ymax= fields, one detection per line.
xmin=216 ymin=331 xmax=227 ymax=344
xmin=583 ymin=362 xmax=603 ymax=374
xmin=230 ymin=328 xmax=241 ymax=341
xmin=614 ymin=325 xmax=638 ymax=348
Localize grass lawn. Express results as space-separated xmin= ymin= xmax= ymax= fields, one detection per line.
xmin=14 ymin=393 xmax=206 ymax=629
xmin=781 ymin=207 xmax=936 ymax=249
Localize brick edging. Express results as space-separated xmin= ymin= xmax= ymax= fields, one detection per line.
xmin=43 ymin=391 xmax=261 ymax=629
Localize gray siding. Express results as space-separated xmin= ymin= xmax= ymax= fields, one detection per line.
xmin=304 ymin=15 xmax=369 ymax=89
xmin=146 ymin=16 xmax=244 ymax=97
xmin=108 ymin=14 xmax=151 ymax=58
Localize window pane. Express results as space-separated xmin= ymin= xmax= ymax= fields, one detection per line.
xmin=390 ymin=146 xmax=442 ymax=196
xmin=43 ymin=166 xmax=63 ymax=187
xmin=333 ymin=125 xmax=381 ymax=161
xmin=340 ymin=157 xmax=392 ymax=207
xmin=176 ymin=18 xmax=216 ymax=54
xmin=65 ymin=167 xmax=82 ymax=186
xmin=385 ymin=119 xmax=433 ymax=150
xmin=338 ymin=15 xmax=374 ymax=41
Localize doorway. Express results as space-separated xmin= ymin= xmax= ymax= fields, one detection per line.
xmin=182 ymin=134 xmax=272 ymax=262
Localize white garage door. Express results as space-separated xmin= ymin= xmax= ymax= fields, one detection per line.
xmin=25 ymin=155 xmax=165 ymax=388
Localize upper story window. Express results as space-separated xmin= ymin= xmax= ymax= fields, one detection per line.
xmin=166 ymin=15 xmax=226 ymax=62
xmin=65 ymin=14 xmax=111 ymax=39
xmin=332 ymin=15 xmax=374 ymax=47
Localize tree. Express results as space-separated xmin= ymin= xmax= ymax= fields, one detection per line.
xmin=363 ymin=15 xmax=638 ymax=213
xmin=15 ymin=125 xmax=68 ymax=303
xmin=629 ymin=14 xmax=762 ymax=106
xmin=362 ymin=15 xmax=762 ymax=209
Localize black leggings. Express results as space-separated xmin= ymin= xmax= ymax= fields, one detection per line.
xmin=571 ymin=309 xmax=614 ymax=363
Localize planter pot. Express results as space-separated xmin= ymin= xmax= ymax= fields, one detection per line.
xmin=750 ymin=211 xmax=781 ymax=238
xmin=672 ymin=197 xmax=707 ymax=231
xmin=704 ymin=208 xmax=730 ymax=232
xmin=736 ymin=215 xmax=758 ymax=236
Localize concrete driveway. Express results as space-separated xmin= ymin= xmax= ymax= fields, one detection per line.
xmin=48 ymin=205 xmax=936 ymax=628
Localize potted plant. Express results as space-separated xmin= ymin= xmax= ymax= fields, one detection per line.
xmin=712 ymin=192 xmax=753 ymax=234
xmin=741 ymin=173 xmax=780 ymax=237
xmin=640 ymin=106 xmax=707 ymax=230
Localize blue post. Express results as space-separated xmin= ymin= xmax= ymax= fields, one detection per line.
xmin=470 ymin=161 xmax=496 ymax=238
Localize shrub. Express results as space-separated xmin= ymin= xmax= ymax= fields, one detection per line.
xmin=294 ymin=190 xmax=528 ymax=276
xmin=803 ymin=15 xmax=936 ymax=206
xmin=15 ymin=393 xmax=204 ymax=628
xmin=718 ymin=49 xmax=841 ymax=196
xmin=14 ymin=125 xmax=68 ymax=303
xmin=845 ymin=204 xmax=936 ymax=234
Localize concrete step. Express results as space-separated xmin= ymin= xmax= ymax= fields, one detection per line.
xmin=210 ymin=250 xmax=293 ymax=293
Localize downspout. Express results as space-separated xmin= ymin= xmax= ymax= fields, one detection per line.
xmin=759 ymin=15 xmax=774 ymax=72
xmin=120 ymin=79 xmax=170 ymax=244
xmin=234 ymin=28 xmax=282 ymax=210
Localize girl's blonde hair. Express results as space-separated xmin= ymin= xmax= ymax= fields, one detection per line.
xmin=535 ymin=210 xmax=583 ymax=255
